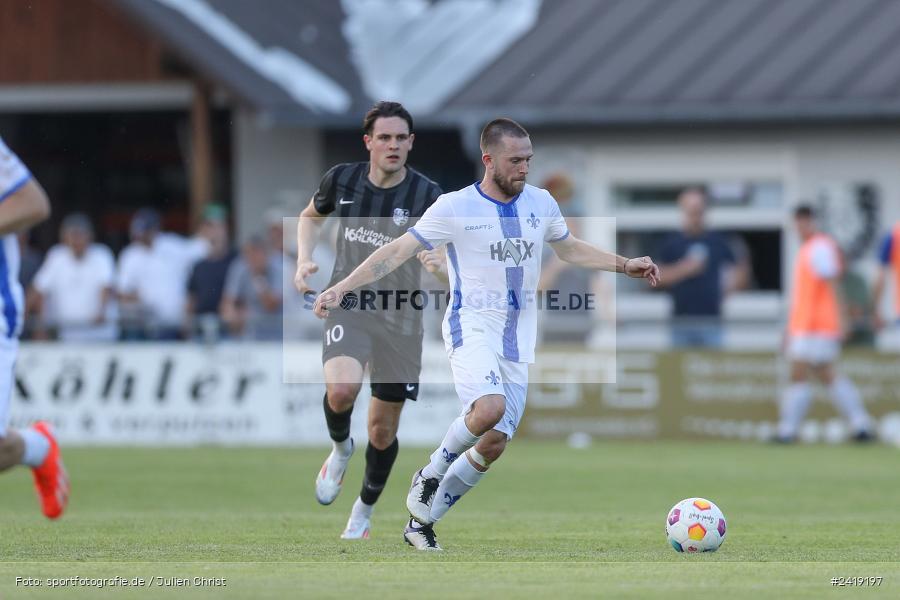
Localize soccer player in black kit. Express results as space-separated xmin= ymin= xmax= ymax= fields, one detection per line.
xmin=294 ymin=102 xmax=443 ymax=538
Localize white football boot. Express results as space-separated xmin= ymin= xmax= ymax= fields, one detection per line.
xmin=340 ymin=513 xmax=371 ymax=539
xmin=403 ymin=518 xmax=441 ymax=551
xmin=315 ymin=438 xmax=354 ymax=505
xmin=405 ymin=468 xmax=440 ymax=524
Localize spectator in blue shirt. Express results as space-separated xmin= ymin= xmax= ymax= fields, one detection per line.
xmin=186 ymin=205 xmax=236 ymax=341
xmin=872 ymin=223 xmax=900 ymax=331
xmin=658 ymin=188 xmax=749 ymax=347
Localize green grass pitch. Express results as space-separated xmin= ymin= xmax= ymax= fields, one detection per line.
xmin=0 ymin=441 xmax=898 ymax=598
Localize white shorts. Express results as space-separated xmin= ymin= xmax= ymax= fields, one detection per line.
xmin=0 ymin=337 xmax=18 ymax=437
xmin=448 ymin=337 xmax=528 ymax=440
xmin=787 ymin=335 xmax=841 ymax=365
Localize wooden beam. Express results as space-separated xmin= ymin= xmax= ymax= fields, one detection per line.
xmin=189 ymin=80 xmax=212 ymax=229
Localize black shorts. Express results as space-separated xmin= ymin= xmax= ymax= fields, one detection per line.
xmin=321 ymin=311 xmax=422 ymax=402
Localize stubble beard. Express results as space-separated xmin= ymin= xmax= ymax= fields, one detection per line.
xmin=493 ymin=172 xmax=525 ymax=198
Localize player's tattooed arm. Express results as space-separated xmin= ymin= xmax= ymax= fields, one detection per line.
xmin=371 ymin=258 xmax=394 ymax=280
xmin=369 ymin=238 xmax=427 ymax=279
xmin=313 ymin=233 xmax=424 ymax=317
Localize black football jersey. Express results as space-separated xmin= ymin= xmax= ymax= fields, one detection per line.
xmin=313 ymin=162 xmax=442 ymax=334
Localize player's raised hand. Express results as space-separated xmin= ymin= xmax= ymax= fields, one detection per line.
xmin=625 ymin=256 xmax=660 ymax=287
xmin=313 ymin=285 xmax=344 ymax=319
xmin=294 ymin=260 xmax=319 ymax=293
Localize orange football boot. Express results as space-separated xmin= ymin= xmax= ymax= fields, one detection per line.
xmin=30 ymin=422 xmax=69 ymax=519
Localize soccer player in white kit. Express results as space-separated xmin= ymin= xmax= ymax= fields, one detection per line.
xmin=0 ymin=136 xmax=69 ymax=519
xmin=314 ymin=119 xmax=659 ymax=550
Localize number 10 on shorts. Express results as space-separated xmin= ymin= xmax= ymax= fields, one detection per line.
xmin=325 ymin=325 xmax=344 ymax=346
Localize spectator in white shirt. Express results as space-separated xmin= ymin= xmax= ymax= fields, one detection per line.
xmin=29 ymin=213 xmax=117 ymax=341
xmin=117 ymin=208 xmax=208 ymax=340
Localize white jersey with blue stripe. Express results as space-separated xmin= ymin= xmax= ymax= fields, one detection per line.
xmin=0 ymin=137 xmax=31 ymax=339
xmin=409 ymin=182 xmax=569 ymax=363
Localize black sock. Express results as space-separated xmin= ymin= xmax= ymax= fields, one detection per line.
xmin=323 ymin=393 xmax=352 ymax=443
xmin=360 ymin=438 xmax=399 ymax=505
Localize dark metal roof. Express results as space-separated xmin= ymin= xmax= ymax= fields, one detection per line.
xmin=116 ymin=0 xmax=900 ymax=126
xmin=445 ymin=0 xmax=900 ymax=124
xmin=115 ymin=0 xmax=370 ymax=123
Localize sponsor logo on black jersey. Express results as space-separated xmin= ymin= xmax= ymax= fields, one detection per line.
xmin=344 ymin=226 xmax=395 ymax=248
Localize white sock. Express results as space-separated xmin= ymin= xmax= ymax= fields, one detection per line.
xmin=20 ymin=428 xmax=50 ymax=467
xmin=429 ymin=450 xmax=485 ymax=522
xmin=778 ymin=382 xmax=812 ymax=439
xmin=830 ymin=376 xmax=872 ymax=433
xmin=351 ymin=496 xmax=373 ymax=520
xmin=333 ymin=437 xmax=353 ymax=458
xmin=422 ymin=416 xmax=480 ymax=480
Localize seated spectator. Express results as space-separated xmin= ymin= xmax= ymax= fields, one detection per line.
xmin=29 ymin=213 xmax=117 ymax=341
xmin=117 ymin=208 xmax=208 ymax=340
xmin=221 ymin=236 xmax=282 ymax=340
xmin=186 ymin=205 xmax=235 ymax=341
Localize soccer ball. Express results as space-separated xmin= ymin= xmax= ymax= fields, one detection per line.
xmin=665 ymin=497 xmax=726 ymax=553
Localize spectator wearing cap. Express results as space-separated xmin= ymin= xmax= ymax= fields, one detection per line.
xmin=186 ymin=205 xmax=236 ymax=341
xmin=220 ymin=235 xmax=282 ymax=340
xmin=117 ymin=208 xmax=209 ymax=340
xmin=29 ymin=213 xmax=117 ymax=341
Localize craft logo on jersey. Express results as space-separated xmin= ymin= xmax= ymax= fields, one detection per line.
xmin=393 ymin=208 xmax=410 ymax=226
xmin=490 ymin=238 xmax=535 ymax=265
